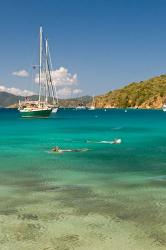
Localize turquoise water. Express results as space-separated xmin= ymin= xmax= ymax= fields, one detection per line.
xmin=0 ymin=108 xmax=166 ymax=249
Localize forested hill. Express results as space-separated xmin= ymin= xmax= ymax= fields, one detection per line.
xmin=95 ymin=75 xmax=166 ymax=109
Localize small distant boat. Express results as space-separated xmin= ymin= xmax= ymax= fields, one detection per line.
xmin=89 ymin=106 xmax=95 ymax=110
xmin=88 ymin=95 xmax=95 ymax=110
xmin=75 ymin=97 xmax=86 ymax=110
xmin=163 ymin=104 xmax=166 ymax=112
xmin=18 ymin=27 xmax=58 ymax=118
xmin=76 ymin=105 xmax=86 ymax=110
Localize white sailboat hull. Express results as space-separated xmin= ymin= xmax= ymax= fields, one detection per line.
xmin=52 ymin=108 xmax=58 ymax=113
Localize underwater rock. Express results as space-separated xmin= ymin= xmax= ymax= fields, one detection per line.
xmin=17 ymin=213 xmax=38 ymax=220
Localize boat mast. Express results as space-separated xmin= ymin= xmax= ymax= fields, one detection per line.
xmin=45 ymin=39 xmax=48 ymax=103
xmin=47 ymin=42 xmax=59 ymax=105
xmin=92 ymin=95 xmax=95 ymax=106
xmin=45 ymin=41 xmax=57 ymax=106
xmin=38 ymin=26 xmax=43 ymax=103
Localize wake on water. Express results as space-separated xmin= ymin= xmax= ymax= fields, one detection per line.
xmin=87 ymin=139 xmax=122 ymax=144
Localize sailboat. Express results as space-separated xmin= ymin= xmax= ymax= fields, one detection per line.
xmin=88 ymin=95 xmax=95 ymax=110
xmin=18 ymin=27 xmax=58 ymax=118
xmin=75 ymin=96 xmax=86 ymax=110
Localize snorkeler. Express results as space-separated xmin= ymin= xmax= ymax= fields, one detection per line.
xmin=111 ymin=138 xmax=122 ymax=144
xmin=52 ymin=146 xmax=61 ymax=152
xmin=52 ymin=146 xmax=89 ymax=153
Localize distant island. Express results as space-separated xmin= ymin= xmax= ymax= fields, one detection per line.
xmin=1 ymin=74 xmax=166 ymax=109
xmin=0 ymin=92 xmax=92 ymax=108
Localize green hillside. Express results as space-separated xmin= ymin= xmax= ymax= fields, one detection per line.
xmin=95 ymin=75 xmax=166 ymax=109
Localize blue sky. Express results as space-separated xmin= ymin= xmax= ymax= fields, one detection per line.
xmin=0 ymin=0 xmax=166 ymax=97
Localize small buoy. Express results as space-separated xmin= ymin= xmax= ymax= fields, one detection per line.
xmin=125 ymin=109 xmax=127 ymax=112
xmin=104 ymin=109 xmax=107 ymax=111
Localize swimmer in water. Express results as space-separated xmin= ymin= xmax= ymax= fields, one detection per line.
xmin=52 ymin=146 xmax=89 ymax=153
xmin=111 ymin=138 xmax=122 ymax=144
xmin=52 ymin=146 xmax=61 ymax=152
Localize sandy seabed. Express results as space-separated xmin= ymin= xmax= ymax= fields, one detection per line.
xmin=0 ymin=183 xmax=166 ymax=250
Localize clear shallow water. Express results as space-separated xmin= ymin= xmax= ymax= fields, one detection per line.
xmin=0 ymin=108 xmax=166 ymax=249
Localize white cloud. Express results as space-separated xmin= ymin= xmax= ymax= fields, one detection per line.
xmin=72 ymin=88 xmax=82 ymax=95
xmin=0 ymin=84 xmax=82 ymax=99
xmin=35 ymin=67 xmax=77 ymax=86
xmin=57 ymin=87 xmax=72 ymax=98
xmin=57 ymin=87 xmax=83 ymax=99
xmin=0 ymin=85 xmax=34 ymax=96
xmin=12 ymin=70 xmax=29 ymax=77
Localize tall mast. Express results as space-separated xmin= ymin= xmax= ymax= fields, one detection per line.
xmin=45 ymin=38 xmax=48 ymax=103
xmin=38 ymin=26 xmax=43 ymax=103
xmin=47 ymin=43 xmax=59 ymax=105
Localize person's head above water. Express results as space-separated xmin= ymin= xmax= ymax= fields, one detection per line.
xmin=52 ymin=146 xmax=60 ymax=152
xmin=114 ymin=139 xmax=121 ymax=144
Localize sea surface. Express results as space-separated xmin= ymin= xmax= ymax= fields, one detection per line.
xmin=0 ymin=108 xmax=166 ymax=250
